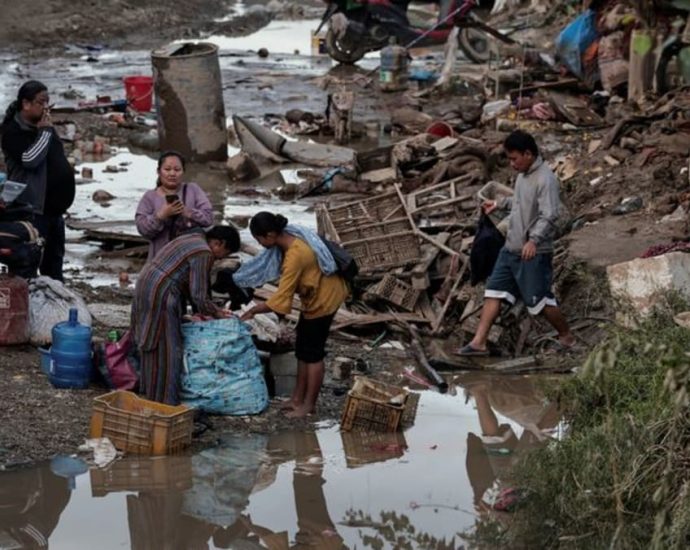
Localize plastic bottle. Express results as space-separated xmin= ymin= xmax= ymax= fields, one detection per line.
xmin=380 ymin=37 xmax=408 ymax=92
xmin=49 ymin=308 xmax=93 ymax=389
xmin=0 ymin=265 xmax=30 ymax=345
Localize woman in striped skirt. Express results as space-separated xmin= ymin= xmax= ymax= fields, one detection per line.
xmin=132 ymin=226 xmax=240 ymax=405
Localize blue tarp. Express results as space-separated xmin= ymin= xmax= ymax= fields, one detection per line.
xmin=555 ymin=10 xmax=599 ymax=79
xmin=181 ymin=317 xmax=268 ymax=415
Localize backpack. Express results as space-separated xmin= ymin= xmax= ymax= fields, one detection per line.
xmin=0 ymin=221 xmax=44 ymax=279
xmin=320 ymin=237 xmax=359 ymax=283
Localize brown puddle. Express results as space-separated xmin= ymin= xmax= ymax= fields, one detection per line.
xmin=0 ymin=374 xmax=562 ymax=548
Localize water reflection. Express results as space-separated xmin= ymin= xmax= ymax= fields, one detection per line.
xmin=0 ymin=378 xmax=564 ymax=548
xmin=0 ymin=464 xmax=71 ymax=548
xmin=250 ymin=431 xmax=345 ymax=549
xmin=457 ymin=373 xmax=561 ymax=513
xmin=86 ymin=431 xmax=354 ymax=549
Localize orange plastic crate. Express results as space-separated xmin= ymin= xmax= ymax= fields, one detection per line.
xmin=89 ymin=391 xmax=193 ymax=456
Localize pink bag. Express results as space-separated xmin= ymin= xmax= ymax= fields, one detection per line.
xmin=104 ymin=331 xmax=139 ymax=391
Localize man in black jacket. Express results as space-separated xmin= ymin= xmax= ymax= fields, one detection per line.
xmin=1 ymin=80 xmax=75 ymax=281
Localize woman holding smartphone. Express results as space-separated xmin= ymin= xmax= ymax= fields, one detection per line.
xmin=135 ymin=151 xmax=214 ymax=262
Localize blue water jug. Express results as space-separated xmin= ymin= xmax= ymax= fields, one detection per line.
xmin=49 ymin=308 xmax=93 ymax=389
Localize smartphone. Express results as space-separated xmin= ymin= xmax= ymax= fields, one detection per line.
xmin=165 ymin=194 xmax=179 ymax=204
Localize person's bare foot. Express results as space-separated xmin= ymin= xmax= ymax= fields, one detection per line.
xmin=279 ymin=400 xmax=300 ymax=410
xmin=284 ymin=405 xmax=314 ymax=418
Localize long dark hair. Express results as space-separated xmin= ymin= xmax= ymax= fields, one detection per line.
xmin=155 ymin=150 xmax=186 ymax=187
xmin=249 ymin=211 xmax=288 ymax=237
xmin=2 ymin=80 xmax=47 ymax=128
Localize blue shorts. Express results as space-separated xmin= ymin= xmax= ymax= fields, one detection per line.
xmin=484 ymin=249 xmax=557 ymax=315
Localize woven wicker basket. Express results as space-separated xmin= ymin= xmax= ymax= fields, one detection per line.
xmin=340 ymin=377 xmax=417 ymax=432
xmin=345 ymin=232 xmax=421 ymax=272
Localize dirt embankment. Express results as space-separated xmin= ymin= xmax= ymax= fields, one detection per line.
xmin=0 ymin=0 xmax=273 ymax=55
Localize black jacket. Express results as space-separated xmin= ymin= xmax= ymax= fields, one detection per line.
xmin=1 ymin=114 xmax=75 ymax=217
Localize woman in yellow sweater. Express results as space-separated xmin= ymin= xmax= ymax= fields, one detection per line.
xmin=240 ymin=212 xmax=349 ymax=418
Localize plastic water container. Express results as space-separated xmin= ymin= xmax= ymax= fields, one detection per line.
xmin=380 ymin=39 xmax=408 ymax=92
xmin=0 ymin=266 xmax=30 ymax=345
xmin=49 ymin=308 xmax=93 ymax=389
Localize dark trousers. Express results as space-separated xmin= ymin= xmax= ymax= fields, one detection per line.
xmin=33 ymin=214 xmax=65 ymax=282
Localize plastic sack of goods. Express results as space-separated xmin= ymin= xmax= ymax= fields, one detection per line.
xmin=181 ymin=317 xmax=268 ymax=415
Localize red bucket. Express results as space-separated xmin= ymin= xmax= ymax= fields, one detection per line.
xmin=123 ymin=76 xmax=153 ymax=112
xmin=425 ymin=121 xmax=455 ymax=138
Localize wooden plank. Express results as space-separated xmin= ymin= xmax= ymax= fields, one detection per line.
xmin=66 ymin=218 xmax=146 ymax=244
xmin=252 ymin=284 xmax=429 ymax=331
xmin=331 ymin=312 xmax=430 ymax=331
xmin=483 ymin=356 xmax=540 ymax=373
xmin=409 ymin=192 xmax=475 ymax=214
xmin=414 ymin=293 xmax=440 ymax=323
xmin=432 ymin=254 xmax=469 ymax=334
xmin=406 ymin=174 xmax=474 ymax=203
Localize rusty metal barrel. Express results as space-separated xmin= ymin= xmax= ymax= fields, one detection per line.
xmin=151 ymin=42 xmax=227 ymax=162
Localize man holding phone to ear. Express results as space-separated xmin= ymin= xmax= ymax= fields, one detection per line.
xmin=1 ymin=80 xmax=75 ymax=281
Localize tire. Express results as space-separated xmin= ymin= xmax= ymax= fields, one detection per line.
xmin=458 ymin=26 xmax=491 ymax=64
xmin=326 ymin=28 xmax=367 ymax=64
xmin=656 ymin=41 xmax=686 ymax=95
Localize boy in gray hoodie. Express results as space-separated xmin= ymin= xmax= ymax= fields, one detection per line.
xmin=457 ymin=130 xmax=575 ymax=356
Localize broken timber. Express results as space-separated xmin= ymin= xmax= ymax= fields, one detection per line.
xmin=65 ymin=219 xmax=145 ymax=245
xmin=408 ymin=325 xmax=448 ymax=392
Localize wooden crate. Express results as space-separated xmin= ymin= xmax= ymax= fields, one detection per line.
xmin=354 ymin=144 xmax=393 ymax=173
xmin=90 ymin=391 xmax=194 ymax=456
xmin=369 ymin=274 xmax=421 ymax=311
xmin=337 ymin=218 xmax=411 ymax=242
xmin=316 ymin=188 xmax=422 ymax=273
xmin=346 ymin=232 xmax=421 ymax=273
xmin=406 ymin=175 xmax=481 ymax=222
xmin=340 ymin=377 xmax=416 ymax=432
xmin=327 ymin=191 xmax=407 ymax=230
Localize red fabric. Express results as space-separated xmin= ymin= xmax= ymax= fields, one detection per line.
xmin=105 ymin=331 xmax=138 ymax=391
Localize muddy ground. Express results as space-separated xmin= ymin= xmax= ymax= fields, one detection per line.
xmin=0 ymin=0 xmax=321 ymax=56
xmin=0 ymin=280 xmax=425 ymax=468
xmin=2 ymin=0 xmax=689 ymax=469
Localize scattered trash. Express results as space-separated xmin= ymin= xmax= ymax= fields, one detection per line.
xmin=78 ymin=438 xmax=119 ymax=468
xmin=29 ymin=278 xmax=92 ymax=346
xmin=612 ymin=196 xmax=643 ymax=215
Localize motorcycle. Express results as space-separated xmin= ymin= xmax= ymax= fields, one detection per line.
xmin=316 ymin=0 xmax=514 ymax=65
xmin=656 ymin=4 xmax=690 ymax=94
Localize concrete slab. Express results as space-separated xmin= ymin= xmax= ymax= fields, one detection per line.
xmin=606 ymin=251 xmax=690 ymax=317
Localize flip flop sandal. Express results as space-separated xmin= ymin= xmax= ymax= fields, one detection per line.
xmin=455 ymin=344 xmax=490 ymax=357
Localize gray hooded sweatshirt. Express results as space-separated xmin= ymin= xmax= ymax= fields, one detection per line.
xmin=501 ymin=156 xmax=561 ymax=254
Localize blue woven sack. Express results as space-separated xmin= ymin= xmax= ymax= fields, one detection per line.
xmin=181 ymin=317 xmax=268 ymax=415
xmin=555 ymin=10 xmax=599 ymax=78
